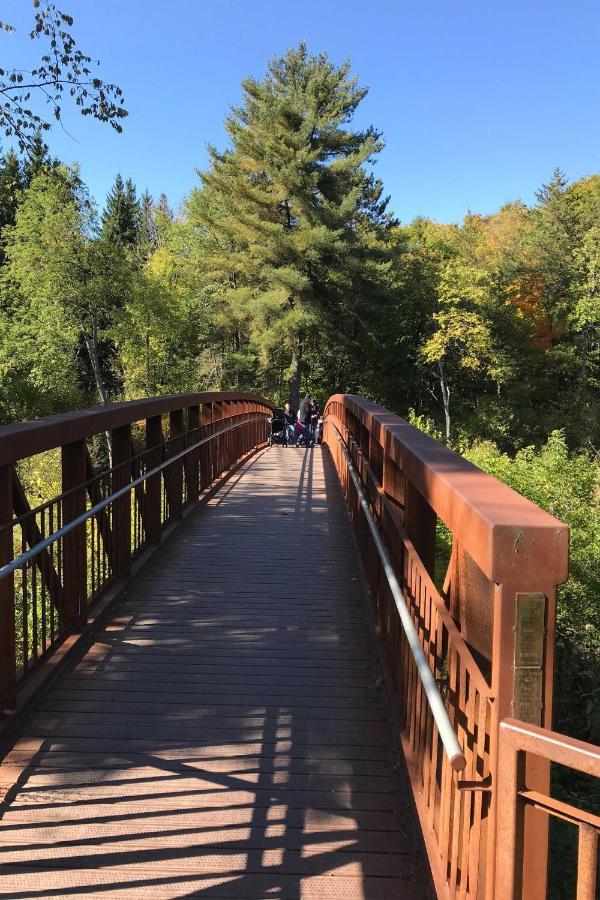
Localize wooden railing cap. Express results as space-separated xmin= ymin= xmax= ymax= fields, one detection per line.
xmin=0 ymin=391 xmax=273 ymax=466
xmin=324 ymin=394 xmax=569 ymax=585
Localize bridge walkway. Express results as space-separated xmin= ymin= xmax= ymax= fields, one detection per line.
xmin=0 ymin=446 xmax=428 ymax=899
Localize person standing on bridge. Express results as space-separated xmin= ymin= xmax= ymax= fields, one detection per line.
xmin=298 ymin=394 xmax=311 ymax=428
xmin=283 ymin=402 xmax=296 ymax=444
xmin=298 ymin=394 xmax=318 ymax=445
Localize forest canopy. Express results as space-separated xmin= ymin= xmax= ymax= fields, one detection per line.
xmin=0 ymin=45 xmax=598 ymax=455
xmin=0 ymin=46 xmax=598 ymax=765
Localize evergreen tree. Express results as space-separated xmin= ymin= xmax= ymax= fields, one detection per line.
xmin=533 ymin=167 xmax=579 ymax=311
xmin=101 ymin=174 xmax=141 ymax=246
xmin=188 ymin=43 xmax=391 ymax=407
xmin=137 ymin=190 xmax=158 ymax=249
xmin=22 ymin=133 xmax=58 ymax=186
xmin=158 ymin=193 xmax=173 ymax=221
xmin=0 ymin=150 xmax=23 ymax=236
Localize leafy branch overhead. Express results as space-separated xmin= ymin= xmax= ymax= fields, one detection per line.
xmin=0 ymin=1 xmax=127 ymax=149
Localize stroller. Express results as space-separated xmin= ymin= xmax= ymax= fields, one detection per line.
xmin=295 ymin=418 xmax=316 ymax=447
xmin=268 ymin=408 xmax=291 ymax=447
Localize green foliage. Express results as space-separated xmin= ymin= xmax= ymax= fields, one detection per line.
xmin=0 ymin=165 xmax=139 ymax=416
xmin=393 ymin=169 xmax=600 ymax=452
xmin=405 ymin=407 xmax=444 ymax=442
xmin=0 ymin=2 xmax=127 ymax=150
xmin=101 ymin=174 xmax=141 ymax=247
xmin=465 ymin=432 xmax=600 ymax=741
xmin=459 ymin=430 xmax=600 ymax=891
xmin=187 ymin=43 xmax=393 ymax=407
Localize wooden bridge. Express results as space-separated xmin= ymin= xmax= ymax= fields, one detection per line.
xmin=0 ymin=392 xmax=597 ymax=899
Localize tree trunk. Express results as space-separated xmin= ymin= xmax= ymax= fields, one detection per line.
xmin=82 ymin=327 xmax=112 ymax=465
xmin=146 ymin=330 xmax=151 ymax=395
xmin=83 ymin=327 xmax=109 ymax=407
xmin=438 ymin=360 xmax=451 ymax=444
xmin=289 ymin=337 xmax=302 ymax=411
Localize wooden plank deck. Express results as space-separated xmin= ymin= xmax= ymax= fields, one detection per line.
xmin=0 ymin=446 xmax=429 ymax=899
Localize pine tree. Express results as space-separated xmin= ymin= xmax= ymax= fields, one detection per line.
xmin=158 ymin=193 xmax=173 ymax=221
xmin=137 ymin=191 xmax=158 ymax=249
xmin=22 ymin=133 xmax=58 ymax=186
xmin=188 ymin=43 xmax=391 ymax=407
xmin=101 ymin=174 xmax=141 ymax=246
xmin=0 ymin=150 xmax=23 ymax=230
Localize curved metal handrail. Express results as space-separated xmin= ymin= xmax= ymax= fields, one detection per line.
xmin=330 ymin=422 xmax=467 ymax=772
xmin=0 ymin=415 xmax=265 ymax=582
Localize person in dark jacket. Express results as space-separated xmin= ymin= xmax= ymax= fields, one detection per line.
xmin=298 ymin=394 xmax=311 ymax=426
xmin=283 ymin=402 xmax=296 ymax=443
xmin=298 ymin=395 xmax=319 ymax=445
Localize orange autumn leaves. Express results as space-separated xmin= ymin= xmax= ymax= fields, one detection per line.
xmin=505 ymin=273 xmax=563 ymax=349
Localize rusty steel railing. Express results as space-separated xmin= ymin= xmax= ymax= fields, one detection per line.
xmin=0 ymin=392 xmax=272 ymax=715
xmin=495 ymin=719 xmax=600 ymax=900
xmin=322 ymin=394 xmax=570 ymax=900
xmin=333 ymin=427 xmax=467 ymax=772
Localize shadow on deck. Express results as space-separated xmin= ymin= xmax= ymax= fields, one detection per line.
xmin=0 ymin=446 xmax=429 ymax=899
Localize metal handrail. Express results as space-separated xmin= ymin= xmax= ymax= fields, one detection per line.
xmin=0 ymin=414 xmax=266 ymax=582
xmin=331 ymin=423 xmax=467 ymax=772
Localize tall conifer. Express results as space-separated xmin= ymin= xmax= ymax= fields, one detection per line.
xmin=0 ymin=151 xmax=23 ymax=230
xmin=101 ymin=174 xmax=141 ymax=246
xmin=188 ymin=43 xmax=391 ymax=406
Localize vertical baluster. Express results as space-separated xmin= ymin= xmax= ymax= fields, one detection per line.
xmin=168 ymin=409 xmax=184 ymax=521
xmin=467 ymin=691 xmax=489 ymax=897
xmin=21 ymin=526 xmax=27 ymax=675
xmin=201 ymin=403 xmax=212 ymax=491
xmin=457 ymin=661 xmax=472 ymax=893
xmin=185 ymin=405 xmax=200 ymax=504
xmin=144 ymin=415 xmax=162 ymax=544
xmin=421 ymin=587 xmax=436 ymax=803
xmin=414 ymin=575 xmax=428 ymax=777
xmin=112 ymin=425 xmax=132 ymax=577
xmin=438 ymin=644 xmax=455 ymax=883
xmin=102 ymin=482 xmax=107 ymax=586
xmin=40 ymin=506 xmax=47 ymax=653
xmin=448 ymin=648 xmax=463 ymax=892
xmin=49 ymin=505 xmax=55 ymax=645
xmin=577 ymin=825 xmax=598 ymax=900
xmin=61 ymin=439 xmax=87 ymax=630
xmin=31 ymin=533 xmax=38 ymax=663
xmin=0 ymin=464 xmax=15 ymax=712
xmin=426 ymin=632 xmax=441 ymax=833
xmin=90 ymin=504 xmax=95 ymax=599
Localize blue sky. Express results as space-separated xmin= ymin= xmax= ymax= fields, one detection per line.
xmin=2 ymin=0 xmax=599 ymax=223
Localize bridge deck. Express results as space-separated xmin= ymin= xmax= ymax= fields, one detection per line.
xmin=0 ymin=446 xmax=427 ymax=899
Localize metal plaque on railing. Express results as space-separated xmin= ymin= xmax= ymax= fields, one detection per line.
xmin=512 ymin=592 xmax=546 ymax=725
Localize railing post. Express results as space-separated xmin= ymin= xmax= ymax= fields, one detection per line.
xmin=404 ymin=481 xmax=436 ymax=579
xmin=185 ymin=405 xmax=200 ymax=504
xmin=214 ymin=402 xmax=223 ymax=475
xmin=494 ymin=730 xmax=523 ymax=900
xmin=0 ymin=463 xmax=16 ymax=712
xmin=111 ymin=424 xmax=132 ymax=577
xmin=168 ymin=409 xmax=184 ymax=520
xmin=61 ymin=440 xmax=88 ymax=629
xmin=223 ymin=401 xmax=229 ymax=467
xmin=145 ymin=415 xmax=162 ymax=543
xmin=200 ymin=403 xmax=212 ymax=491
xmin=487 ymin=581 xmax=556 ymax=900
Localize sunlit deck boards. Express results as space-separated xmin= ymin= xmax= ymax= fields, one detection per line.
xmin=0 ymin=446 xmax=428 ymax=899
